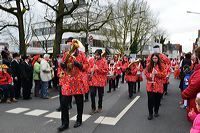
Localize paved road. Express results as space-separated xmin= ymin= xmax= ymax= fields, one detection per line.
xmin=0 ymin=75 xmax=191 ymax=133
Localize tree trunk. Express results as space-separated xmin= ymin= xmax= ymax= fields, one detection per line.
xmin=53 ymin=0 xmax=64 ymax=57
xmin=16 ymin=1 xmax=26 ymax=55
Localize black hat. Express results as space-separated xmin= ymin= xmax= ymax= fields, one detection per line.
xmin=12 ymin=53 xmax=20 ymax=58
xmin=22 ymin=55 xmax=29 ymax=60
xmin=65 ymin=37 xmax=74 ymax=43
xmin=95 ymin=49 xmax=102 ymax=56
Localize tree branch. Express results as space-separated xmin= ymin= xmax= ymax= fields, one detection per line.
xmin=38 ymin=0 xmax=58 ymax=13
xmin=0 ymin=24 xmax=18 ymax=31
xmin=0 ymin=5 xmax=17 ymax=16
xmin=57 ymin=0 xmax=80 ymax=21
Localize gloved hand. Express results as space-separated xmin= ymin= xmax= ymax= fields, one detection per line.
xmin=60 ymin=63 xmax=67 ymax=70
xmin=74 ymin=61 xmax=83 ymax=69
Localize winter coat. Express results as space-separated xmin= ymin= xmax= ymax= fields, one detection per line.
xmin=125 ymin=64 xmax=137 ymax=82
xmin=0 ymin=71 xmax=12 ymax=85
xmin=40 ymin=59 xmax=52 ymax=82
xmin=145 ymin=64 xmax=166 ymax=93
xmin=88 ymin=57 xmax=108 ymax=87
xmin=136 ymin=63 xmax=143 ymax=81
xmin=33 ymin=61 xmax=41 ymax=80
xmin=189 ymin=113 xmax=200 ymax=133
xmin=60 ymin=50 xmax=89 ymax=96
xmin=115 ymin=61 xmax=122 ymax=75
xmin=182 ymin=64 xmax=200 ymax=121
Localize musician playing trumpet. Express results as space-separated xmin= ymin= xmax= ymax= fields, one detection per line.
xmin=88 ymin=49 xmax=108 ymax=115
xmin=125 ymin=59 xmax=138 ymax=99
xmin=58 ymin=37 xmax=89 ymax=131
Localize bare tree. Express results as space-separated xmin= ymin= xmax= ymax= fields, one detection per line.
xmin=65 ymin=0 xmax=112 ymax=53
xmin=38 ymin=0 xmax=80 ymax=57
xmin=0 ymin=0 xmax=30 ymax=55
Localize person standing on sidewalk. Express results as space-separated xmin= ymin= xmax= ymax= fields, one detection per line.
xmin=145 ymin=53 xmax=166 ymax=120
xmin=40 ymin=54 xmax=52 ymax=99
xmin=88 ymin=49 xmax=108 ymax=114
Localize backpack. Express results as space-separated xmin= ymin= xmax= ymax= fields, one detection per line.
xmin=183 ymin=73 xmax=191 ymax=90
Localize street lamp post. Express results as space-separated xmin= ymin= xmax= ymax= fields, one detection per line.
xmin=187 ymin=11 xmax=200 ymax=15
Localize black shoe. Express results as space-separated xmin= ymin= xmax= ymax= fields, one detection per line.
xmin=84 ymin=99 xmax=89 ymax=102
xmin=107 ymin=91 xmax=111 ymax=93
xmin=154 ymin=113 xmax=159 ymax=117
xmin=57 ymin=125 xmax=69 ymax=132
xmin=73 ymin=121 xmax=82 ymax=128
xmin=148 ymin=115 xmax=153 ymax=120
xmin=56 ymin=107 xmax=61 ymax=112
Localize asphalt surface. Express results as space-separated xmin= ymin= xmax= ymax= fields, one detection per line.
xmin=0 ymin=75 xmax=191 ymax=133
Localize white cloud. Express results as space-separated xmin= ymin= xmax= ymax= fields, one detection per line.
xmin=147 ymin=0 xmax=200 ymax=52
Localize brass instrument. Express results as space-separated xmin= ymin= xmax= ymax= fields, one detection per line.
xmin=126 ymin=59 xmax=139 ymax=75
xmin=64 ymin=39 xmax=81 ymax=74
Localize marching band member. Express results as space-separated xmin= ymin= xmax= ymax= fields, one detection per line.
xmin=145 ymin=53 xmax=166 ymax=120
xmin=58 ymin=38 xmax=89 ymax=131
xmin=121 ymin=56 xmax=129 ymax=83
xmin=135 ymin=59 xmax=143 ymax=92
xmin=114 ymin=55 xmax=122 ymax=88
xmin=88 ymin=49 xmax=108 ymax=114
xmin=125 ymin=59 xmax=138 ymax=99
xmin=107 ymin=59 xmax=116 ymax=93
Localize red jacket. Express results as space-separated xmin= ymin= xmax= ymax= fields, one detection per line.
xmin=0 ymin=71 xmax=12 ymax=85
xmin=136 ymin=63 xmax=143 ymax=81
xmin=182 ymin=64 xmax=200 ymax=121
xmin=121 ymin=61 xmax=129 ymax=72
xmin=60 ymin=50 xmax=89 ymax=96
xmin=108 ymin=63 xmax=117 ymax=80
xmin=115 ymin=61 xmax=122 ymax=75
xmin=88 ymin=57 xmax=108 ymax=87
xmin=145 ymin=64 xmax=166 ymax=93
xmin=125 ymin=64 xmax=137 ymax=82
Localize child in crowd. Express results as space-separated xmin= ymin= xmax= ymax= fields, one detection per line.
xmin=188 ymin=92 xmax=200 ymax=133
xmin=174 ymin=64 xmax=180 ymax=79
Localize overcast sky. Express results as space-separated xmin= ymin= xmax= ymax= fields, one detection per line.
xmin=1 ymin=0 xmax=200 ymax=53
xmin=146 ymin=0 xmax=200 ymax=52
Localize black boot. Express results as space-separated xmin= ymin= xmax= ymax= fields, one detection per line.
xmin=73 ymin=121 xmax=82 ymax=128
xmin=147 ymin=114 xmax=153 ymax=120
xmin=56 ymin=107 xmax=61 ymax=112
xmin=57 ymin=124 xmax=69 ymax=132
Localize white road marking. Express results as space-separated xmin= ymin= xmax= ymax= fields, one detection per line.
xmin=50 ymin=95 xmax=59 ymax=99
xmin=6 ymin=108 xmax=30 ymax=114
xmin=25 ymin=109 xmax=48 ymax=116
xmin=70 ymin=114 xmax=91 ymax=121
xmin=44 ymin=119 xmax=53 ymax=125
xmin=95 ymin=96 xmax=140 ymax=125
xmin=45 ymin=112 xmax=61 ymax=119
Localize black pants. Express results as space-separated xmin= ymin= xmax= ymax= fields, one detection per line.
xmin=90 ymin=86 xmax=104 ymax=110
xmin=85 ymin=92 xmax=89 ymax=100
xmin=163 ymin=83 xmax=168 ymax=94
xmin=61 ymin=94 xmax=83 ymax=126
xmin=121 ymin=72 xmax=125 ymax=83
xmin=115 ymin=75 xmax=121 ymax=88
xmin=136 ymin=80 xmax=141 ymax=91
xmin=14 ymin=79 xmax=21 ymax=99
xmin=147 ymin=92 xmax=162 ymax=115
xmin=108 ymin=79 xmax=115 ymax=92
xmin=22 ymin=79 xmax=32 ymax=99
xmin=34 ymin=80 xmax=41 ymax=97
xmin=0 ymin=84 xmax=14 ymax=100
xmin=128 ymin=82 xmax=136 ymax=98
